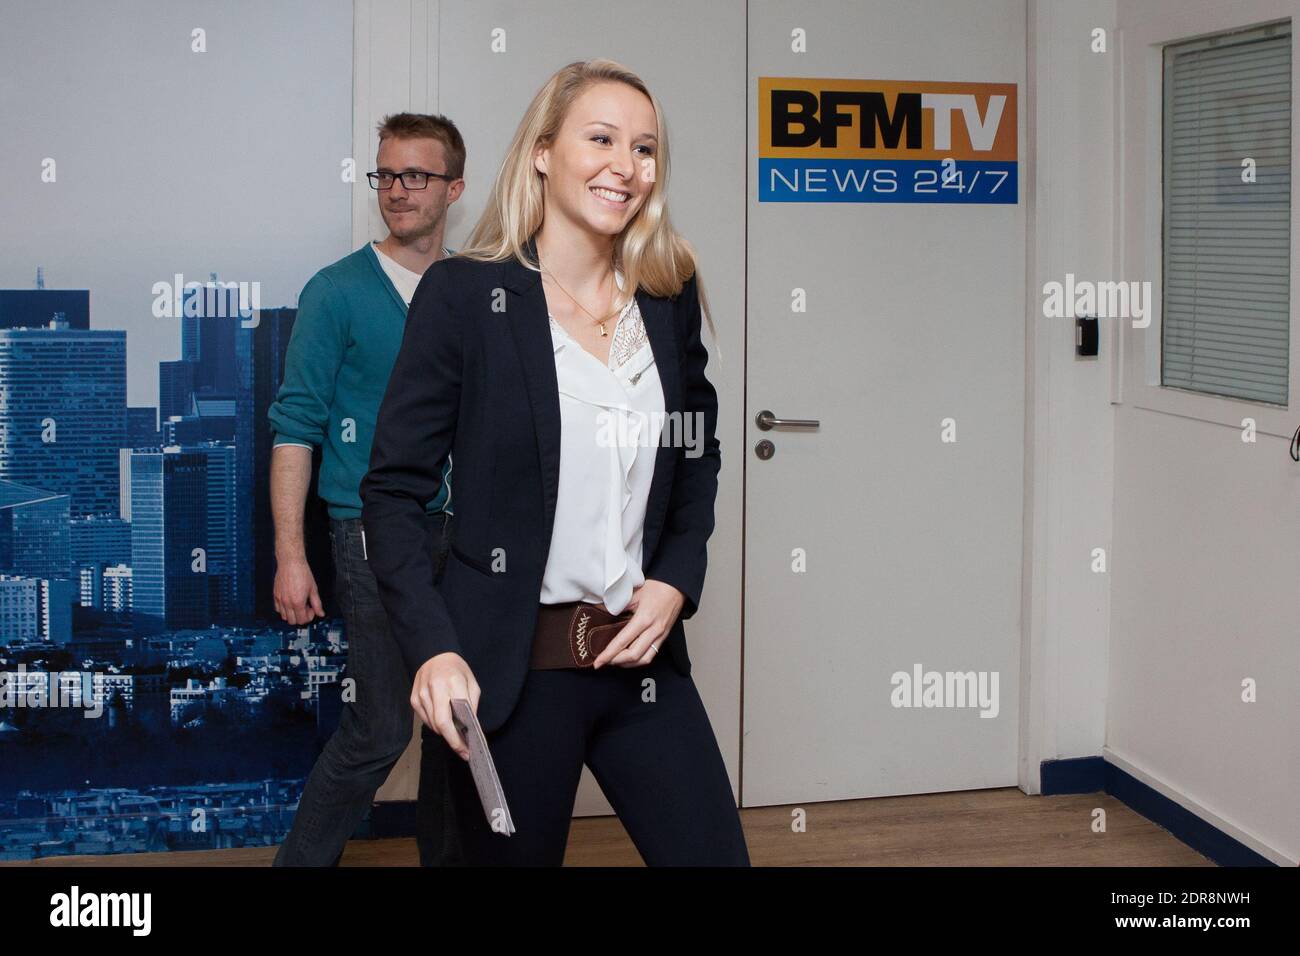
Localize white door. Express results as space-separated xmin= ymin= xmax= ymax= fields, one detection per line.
xmin=743 ymin=0 xmax=1027 ymax=806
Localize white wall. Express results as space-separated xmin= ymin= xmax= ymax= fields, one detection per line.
xmin=1107 ymin=0 xmax=1300 ymax=865
xmin=1021 ymin=0 xmax=1118 ymax=792
xmin=1025 ymin=0 xmax=1298 ymax=866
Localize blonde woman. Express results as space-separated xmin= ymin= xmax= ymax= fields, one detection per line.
xmin=360 ymin=59 xmax=748 ymax=866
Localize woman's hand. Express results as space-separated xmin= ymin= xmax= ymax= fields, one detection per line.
xmin=592 ymin=579 xmax=685 ymax=669
xmin=411 ymin=651 xmax=481 ymax=760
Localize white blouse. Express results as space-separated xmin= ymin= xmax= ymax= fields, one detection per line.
xmin=538 ymin=276 xmax=666 ymax=614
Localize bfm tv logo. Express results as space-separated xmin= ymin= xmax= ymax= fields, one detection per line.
xmin=759 ymin=77 xmax=1018 ymax=204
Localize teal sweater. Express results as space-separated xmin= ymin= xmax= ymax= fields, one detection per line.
xmin=267 ymin=243 xmax=452 ymax=520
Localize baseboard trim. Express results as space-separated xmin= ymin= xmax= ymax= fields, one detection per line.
xmin=1039 ymin=755 xmax=1106 ymax=794
xmin=1042 ymin=755 xmax=1279 ymax=867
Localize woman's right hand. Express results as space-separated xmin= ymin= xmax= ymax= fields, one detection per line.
xmin=411 ymin=652 xmax=481 ymax=761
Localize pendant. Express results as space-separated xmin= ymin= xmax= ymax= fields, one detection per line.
xmin=599 ymin=322 xmax=608 ymax=336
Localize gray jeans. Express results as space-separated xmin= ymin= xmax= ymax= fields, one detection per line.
xmin=273 ymin=512 xmax=460 ymax=866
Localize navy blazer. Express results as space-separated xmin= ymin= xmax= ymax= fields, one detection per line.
xmin=359 ymin=241 xmax=721 ymax=733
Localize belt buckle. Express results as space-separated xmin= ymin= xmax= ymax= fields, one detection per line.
xmin=569 ymin=605 xmax=599 ymax=667
xmin=567 ymin=603 xmax=633 ymax=668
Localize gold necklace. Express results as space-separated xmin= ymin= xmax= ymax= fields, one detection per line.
xmin=539 ymin=259 xmax=620 ymax=337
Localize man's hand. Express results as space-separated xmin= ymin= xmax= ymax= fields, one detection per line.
xmin=412 ymin=652 xmax=481 ymax=761
xmin=592 ymin=579 xmax=685 ymax=669
xmin=273 ymin=557 xmax=324 ymax=625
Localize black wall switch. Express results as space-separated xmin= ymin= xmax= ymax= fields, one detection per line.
xmin=1075 ymin=314 xmax=1099 ymax=357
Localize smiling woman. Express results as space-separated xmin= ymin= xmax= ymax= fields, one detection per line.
xmin=359 ymin=58 xmax=746 ymax=867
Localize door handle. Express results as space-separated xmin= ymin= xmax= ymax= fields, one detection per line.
xmin=755 ymin=409 xmax=820 ymax=431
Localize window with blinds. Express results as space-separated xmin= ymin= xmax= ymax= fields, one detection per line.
xmin=1162 ymin=23 xmax=1292 ymax=406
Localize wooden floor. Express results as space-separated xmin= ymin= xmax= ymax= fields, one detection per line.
xmin=7 ymin=788 xmax=1212 ymax=867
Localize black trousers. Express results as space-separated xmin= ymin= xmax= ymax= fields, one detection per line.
xmin=434 ymin=646 xmax=750 ymax=866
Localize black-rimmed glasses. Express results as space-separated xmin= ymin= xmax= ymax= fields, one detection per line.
xmin=366 ymin=170 xmax=456 ymax=190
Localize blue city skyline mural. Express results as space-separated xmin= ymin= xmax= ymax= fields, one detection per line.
xmin=0 ymin=284 xmax=346 ymax=858
xmin=0 ymin=0 xmax=355 ymax=859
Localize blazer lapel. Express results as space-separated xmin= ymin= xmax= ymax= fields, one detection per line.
xmin=500 ymin=239 xmax=683 ymax=563
xmin=637 ymin=290 xmax=681 ymax=560
xmin=501 ymin=250 xmax=562 ymax=549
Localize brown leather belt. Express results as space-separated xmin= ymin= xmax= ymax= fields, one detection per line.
xmin=529 ymin=601 xmax=634 ymax=669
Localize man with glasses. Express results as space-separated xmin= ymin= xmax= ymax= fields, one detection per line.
xmin=268 ymin=113 xmax=466 ymax=867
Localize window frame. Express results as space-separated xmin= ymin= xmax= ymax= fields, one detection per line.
xmin=1124 ymin=14 xmax=1297 ymax=439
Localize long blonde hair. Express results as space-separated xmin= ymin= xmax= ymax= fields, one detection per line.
xmin=456 ymin=58 xmax=716 ymax=340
